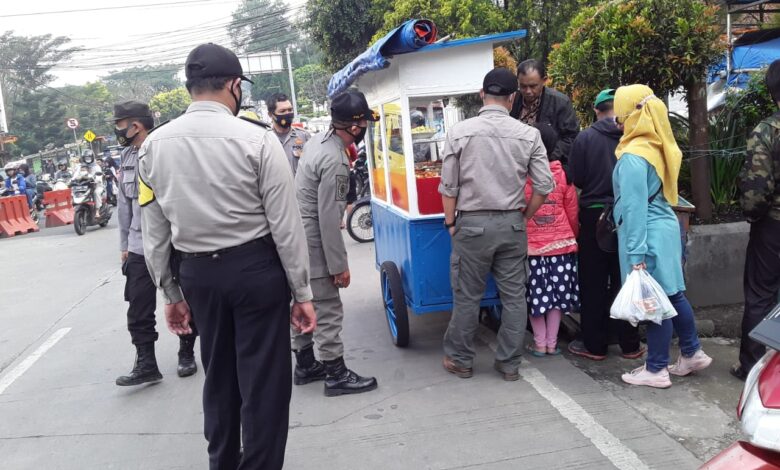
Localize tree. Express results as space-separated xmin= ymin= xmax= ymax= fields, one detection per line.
xmin=372 ymin=0 xmax=509 ymax=42
xmin=229 ymin=0 xmax=298 ymax=54
xmin=548 ymin=0 xmax=725 ymax=220
xmin=304 ymin=0 xmax=385 ymax=71
xmin=61 ymin=82 xmax=114 ymax=137
xmin=8 ymin=89 xmax=69 ymax=156
xmin=293 ymin=63 xmax=329 ymax=111
xmin=102 ymin=64 xmax=182 ymax=103
xmin=0 ymin=31 xmax=76 ymax=124
xmin=149 ymin=87 xmax=191 ymax=123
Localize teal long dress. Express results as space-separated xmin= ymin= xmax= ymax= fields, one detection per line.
xmin=612 ymin=153 xmax=685 ymax=295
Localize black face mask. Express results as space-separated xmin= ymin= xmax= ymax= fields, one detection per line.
xmin=273 ymin=113 xmax=295 ymax=129
xmin=348 ymin=126 xmax=368 ymax=145
xmin=114 ymin=125 xmax=136 ymax=147
xmin=229 ymin=80 xmax=243 ymax=116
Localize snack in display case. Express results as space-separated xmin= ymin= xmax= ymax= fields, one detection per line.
xmin=415 ymin=161 xmax=442 ymax=179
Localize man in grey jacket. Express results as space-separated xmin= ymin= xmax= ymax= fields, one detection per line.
xmin=114 ymin=100 xmax=198 ymax=386
xmin=293 ymin=91 xmax=378 ymax=396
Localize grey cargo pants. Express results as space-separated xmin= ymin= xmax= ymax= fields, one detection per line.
xmin=443 ymin=211 xmax=529 ymax=372
xmin=292 ymin=276 xmax=345 ymax=361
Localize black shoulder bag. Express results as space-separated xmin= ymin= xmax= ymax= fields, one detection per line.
xmin=596 ymin=186 xmax=663 ymax=253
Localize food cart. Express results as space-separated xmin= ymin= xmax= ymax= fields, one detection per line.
xmin=331 ymin=28 xmax=527 ymax=347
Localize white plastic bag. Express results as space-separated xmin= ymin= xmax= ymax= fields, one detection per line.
xmin=610 ymin=269 xmax=677 ymax=327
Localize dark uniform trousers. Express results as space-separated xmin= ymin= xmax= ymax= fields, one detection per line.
xmin=124 ymin=252 xmax=197 ymax=344
xmin=740 ymin=217 xmax=780 ymax=370
xmin=179 ymin=240 xmax=292 ymax=470
xmin=577 ymin=208 xmax=640 ymax=355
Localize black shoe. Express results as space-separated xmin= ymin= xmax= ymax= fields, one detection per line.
xmin=730 ymin=363 xmax=748 ymax=381
xmin=294 ymin=346 xmax=326 ymax=385
xmin=116 ymin=343 xmax=163 ymax=386
xmin=177 ymin=336 xmax=198 ymax=378
xmin=323 ymin=357 xmax=378 ymax=397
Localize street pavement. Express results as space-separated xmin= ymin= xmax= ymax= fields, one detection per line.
xmin=0 ymin=220 xmax=744 ymax=469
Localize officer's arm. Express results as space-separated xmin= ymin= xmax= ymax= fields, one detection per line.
xmin=438 ymin=133 xmax=461 ymax=200
xmin=739 ymin=124 xmax=775 ymax=222
xmin=317 ymin=152 xmax=349 ymax=276
xmin=117 ymin=182 xmax=131 ymax=252
xmin=256 ymin=132 xmax=313 ymax=303
xmin=138 ymin=150 xmax=184 ymax=305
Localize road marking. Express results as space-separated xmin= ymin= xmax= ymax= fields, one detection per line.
xmin=0 ymin=328 xmax=71 ymax=395
xmin=478 ymin=328 xmax=649 ymax=470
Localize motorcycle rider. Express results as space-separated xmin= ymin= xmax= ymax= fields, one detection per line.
xmin=54 ymin=158 xmax=72 ymax=182
xmin=18 ymin=164 xmax=37 ymax=210
xmin=3 ymin=163 xmax=27 ymax=200
xmin=74 ymin=150 xmax=106 ymax=216
xmin=103 ymin=149 xmax=119 ymax=205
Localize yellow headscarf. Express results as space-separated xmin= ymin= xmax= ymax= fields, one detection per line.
xmin=614 ymin=84 xmax=681 ymax=206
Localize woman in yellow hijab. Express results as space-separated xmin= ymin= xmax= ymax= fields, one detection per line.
xmin=612 ymin=84 xmax=711 ymax=388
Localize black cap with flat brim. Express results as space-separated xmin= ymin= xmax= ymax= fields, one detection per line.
xmin=483 ymin=67 xmax=518 ymax=96
xmin=330 ymin=91 xmax=379 ymax=122
xmin=111 ymin=100 xmax=152 ymax=122
xmin=185 ymin=43 xmax=253 ymax=83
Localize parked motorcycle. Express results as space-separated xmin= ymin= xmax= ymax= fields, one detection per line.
xmin=701 ymin=303 xmax=780 ymax=469
xmin=353 ymin=148 xmax=370 ymax=200
xmin=71 ymin=176 xmax=112 ymax=236
xmin=346 ymin=195 xmax=373 ymax=243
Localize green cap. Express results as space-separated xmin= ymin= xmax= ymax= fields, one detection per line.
xmin=594 ymin=88 xmax=616 ymax=108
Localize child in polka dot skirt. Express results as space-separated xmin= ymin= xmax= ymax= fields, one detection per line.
xmin=524 ymin=123 xmax=580 ymax=356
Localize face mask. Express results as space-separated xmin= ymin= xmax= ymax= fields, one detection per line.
xmin=229 ymin=79 xmax=243 ymax=116
xmin=114 ymin=125 xmax=136 ymax=147
xmin=273 ymin=113 xmax=295 ymax=129
xmin=348 ymin=126 xmax=368 ymax=145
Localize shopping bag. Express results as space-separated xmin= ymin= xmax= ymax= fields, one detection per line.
xmin=610 ymin=269 xmax=677 ymax=327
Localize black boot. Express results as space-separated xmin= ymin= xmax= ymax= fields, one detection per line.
xmin=323 ymin=357 xmax=378 ymax=397
xmin=116 ymin=343 xmax=163 ymax=386
xmin=294 ymin=346 xmax=326 ymax=385
xmin=177 ymin=336 xmax=198 ymax=378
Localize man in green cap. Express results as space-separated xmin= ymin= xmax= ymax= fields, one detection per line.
xmin=567 ymin=89 xmax=644 ymax=361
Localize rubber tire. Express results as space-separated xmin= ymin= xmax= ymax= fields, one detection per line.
xmin=74 ymin=207 xmax=88 ymax=236
xmin=380 ymin=261 xmax=409 ymax=347
xmin=346 ymin=201 xmax=373 ymax=243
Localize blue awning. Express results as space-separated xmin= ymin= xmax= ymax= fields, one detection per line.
xmin=327 ymin=19 xmax=438 ymax=98
xmin=708 ymin=29 xmax=780 ymax=88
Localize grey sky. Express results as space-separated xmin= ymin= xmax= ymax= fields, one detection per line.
xmin=0 ymin=0 xmax=305 ymax=85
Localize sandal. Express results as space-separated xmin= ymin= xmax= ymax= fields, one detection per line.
xmin=526 ymin=344 xmax=546 ymax=358
xmin=546 ymin=347 xmax=561 ymax=356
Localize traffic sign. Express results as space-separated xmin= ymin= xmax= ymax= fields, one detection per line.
xmin=66 ymin=118 xmax=79 ymax=129
xmin=83 ymin=130 xmax=96 ymax=142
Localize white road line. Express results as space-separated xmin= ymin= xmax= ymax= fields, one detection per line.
xmin=0 ymin=328 xmax=71 ymax=395
xmin=478 ymin=328 xmax=649 ymax=470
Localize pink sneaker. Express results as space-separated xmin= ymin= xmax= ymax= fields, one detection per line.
xmin=621 ymin=365 xmax=672 ymax=389
xmin=668 ymin=349 xmax=713 ymax=377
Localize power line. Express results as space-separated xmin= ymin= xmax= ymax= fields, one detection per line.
xmin=0 ymin=0 xmax=237 ymax=18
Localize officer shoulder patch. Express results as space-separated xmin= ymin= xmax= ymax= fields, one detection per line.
xmin=239 ymin=116 xmax=271 ymax=129
xmin=336 ymin=175 xmax=349 ymax=201
xmin=138 ymin=175 xmax=156 ymax=207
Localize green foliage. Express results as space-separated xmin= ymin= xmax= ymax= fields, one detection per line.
xmin=0 ymin=31 xmax=76 ymax=124
xmin=548 ymin=0 xmax=725 ymax=123
xmin=670 ymin=70 xmax=775 ymax=213
xmin=149 ymin=88 xmax=192 ymax=123
xmin=102 ymin=64 xmax=182 ymax=103
xmin=293 ymin=63 xmax=329 ymax=113
xmin=304 ymin=0 xmax=385 ymax=71
xmin=372 ymin=0 xmax=509 ymax=42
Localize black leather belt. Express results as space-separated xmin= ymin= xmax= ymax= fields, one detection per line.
xmin=178 ymin=235 xmax=274 ymax=260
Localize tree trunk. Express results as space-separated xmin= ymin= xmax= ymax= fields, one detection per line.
xmin=687 ymin=78 xmax=713 ymax=222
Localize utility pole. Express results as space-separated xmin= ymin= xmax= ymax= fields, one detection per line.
xmin=0 ymin=80 xmax=8 ymax=154
xmin=286 ymin=46 xmax=298 ymax=118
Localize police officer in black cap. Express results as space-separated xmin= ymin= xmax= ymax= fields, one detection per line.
xmin=293 ymin=91 xmax=379 ymax=396
xmin=138 ymin=43 xmax=316 ymax=470
xmin=113 ymin=100 xmax=199 ymax=387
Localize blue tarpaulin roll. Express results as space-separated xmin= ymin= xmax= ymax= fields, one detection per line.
xmin=327 ymin=19 xmax=438 ymax=98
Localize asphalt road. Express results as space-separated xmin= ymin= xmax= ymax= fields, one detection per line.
xmin=0 ymin=220 xmax=743 ymax=469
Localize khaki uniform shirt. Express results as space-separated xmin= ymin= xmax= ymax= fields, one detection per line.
xmin=275 ymin=127 xmax=311 ymax=176
xmin=295 ymin=131 xmax=350 ymax=279
xmin=439 ymin=105 xmax=555 ymax=211
xmin=138 ymin=101 xmax=313 ymax=304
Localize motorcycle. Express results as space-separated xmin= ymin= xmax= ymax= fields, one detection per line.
xmin=346 ymin=195 xmax=373 ymax=243
xmin=70 ymin=175 xmax=112 ymax=236
xmin=701 ymin=303 xmax=780 ymax=469
xmin=35 ymin=178 xmax=53 ymax=212
xmin=353 ymin=147 xmax=370 ymax=200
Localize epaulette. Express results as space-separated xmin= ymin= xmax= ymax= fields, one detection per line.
xmin=239 ymin=116 xmax=271 ymax=129
xmin=148 ymin=120 xmax=170 ymax=135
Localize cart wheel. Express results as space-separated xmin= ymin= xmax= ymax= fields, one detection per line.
xmin=380 ymin=261 xmax=409 ymax=347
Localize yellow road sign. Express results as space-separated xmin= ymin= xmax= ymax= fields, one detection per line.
xmin=84 ymin=130 xmax=96 ymax=142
